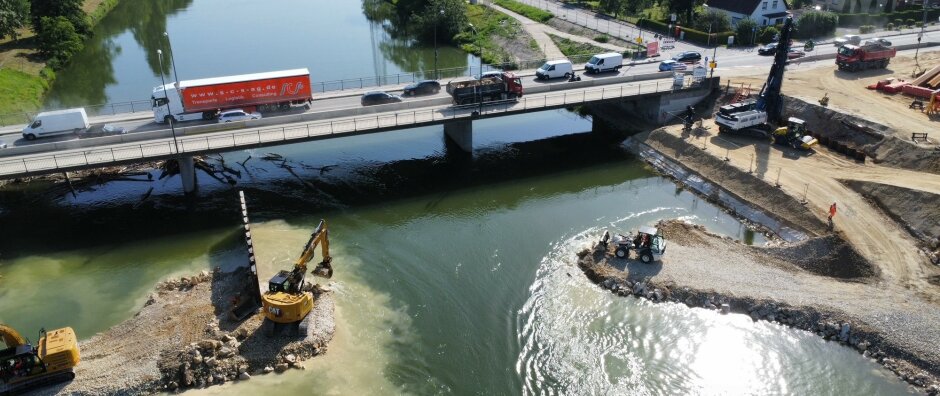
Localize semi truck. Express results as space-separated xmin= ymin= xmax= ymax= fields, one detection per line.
xmin=21 ymin=108 xmax=90 ymax=140
xmin=446 ymin=72 xmax=523 ymax=105
xmin=836 ymin=43 xmax=896 ymax=72
xmin=151 ymin=68 xmax=313 ymax=123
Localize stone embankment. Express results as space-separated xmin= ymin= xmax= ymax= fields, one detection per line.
xmin=36 ymin=267 xmax=334 ymax=395
xmin=575 ymin=224 xmax=939 ymax=394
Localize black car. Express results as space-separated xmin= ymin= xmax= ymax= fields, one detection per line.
xmin=361 ymin=91 xmax=403 ymax=106
xmin=402 ymin=80 xmax=441 ymax=96
xmin=673 ymin=51 xmax=702 ymax=63
xmin=757 ymin=42 xmax=778 ymax=55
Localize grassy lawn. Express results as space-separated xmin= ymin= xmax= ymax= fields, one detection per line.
xmin=548 ymin=33 xmax=609 ymax=57
xmin=0 ymin=68 xmax=49 ymax=117
xmin=492 ymin=0 xmax=553 ymax=22
xmin=461 ymin=4 xmax=519 ymax=67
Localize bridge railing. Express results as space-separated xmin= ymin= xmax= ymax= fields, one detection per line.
xmin=0 ymin=77 xmax=707 ymax=179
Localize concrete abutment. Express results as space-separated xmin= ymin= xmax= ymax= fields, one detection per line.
xmin=443 ymin=118 xmax=473 ymax=154
xmin=178 ymin=155 xmax=196 ymax=194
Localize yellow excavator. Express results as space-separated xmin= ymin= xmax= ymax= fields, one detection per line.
xmin=260 ymin=219 xmax=333 ymax=337
xmin=0 ymin=324 xmax=80 ymax=395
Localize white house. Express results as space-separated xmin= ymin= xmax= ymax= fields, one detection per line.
xmin=705 ymin=0 xmax=791 ymax=27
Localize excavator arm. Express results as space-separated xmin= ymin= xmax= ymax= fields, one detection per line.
xmin=298 ymin=219 xmax=333 ymax=280
xmin=0 ymin=324 xmax=28 ymax=349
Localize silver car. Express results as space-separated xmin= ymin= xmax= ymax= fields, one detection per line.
xmin=218 ymin=109 xmax=262 ymax=123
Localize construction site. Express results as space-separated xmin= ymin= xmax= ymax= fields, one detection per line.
xmin=578 ymin=17 xmax=940 ymax=395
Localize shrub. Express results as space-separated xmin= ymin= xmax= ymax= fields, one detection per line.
xmin=885 ymin=22 xmax=895 ymax=30
xmin=594 ymin=35 xmax=609 ymax=43
xmin=794 ymin=10 xmax=838 ymax=39
xmin=905 ymin=18 xmax=915 ymax=27
xmin=693 ymin=9 xmax=731 ymax=33
xmin=758 ymin=26 xmax=779 ymax=44
xmin=492 ymin=0 xmax=553 ymax=22
xmin=858 ymin=25 xmax=875 ymax=34
xmin=735 ymin=18 xmax=759 ymax=46
xmin=916 ymin=21 xmax=924 ymax=28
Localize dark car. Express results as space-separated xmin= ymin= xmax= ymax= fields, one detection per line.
xmin=757 ymin=42 xmax=778 ymax=55
xmin=787 ymin=49 xmax=806 ymax=59
xmin=402 ymin=80 xmax=441 ymax=96
xmin=673 ymin=51 xmax=702 ymax=63
xmin=361 ymin=91 xmax=403 ymax=106
xmin=865 ymin=37 xmax=892 ymax=47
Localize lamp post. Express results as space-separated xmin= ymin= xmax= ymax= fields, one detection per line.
xmin=468 ymin=23 xmax=484 ymax=116
xmin=156 ymin=49 xmax=180 ymax=155
xmin=434 ymin=8 xmax=444 ymax=80
xmin=163 ymin=32 xmax=181 ymax=88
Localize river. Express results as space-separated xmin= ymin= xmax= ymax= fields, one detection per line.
xmin=0 ymin=0 xmax=919 ymax=394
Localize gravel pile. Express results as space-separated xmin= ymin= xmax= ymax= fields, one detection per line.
xmin=33 ymin=268 xmax=334 ymax=395
xmin=762 ymin=234 xmax=879 ymax=279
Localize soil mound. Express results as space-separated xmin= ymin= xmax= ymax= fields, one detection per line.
xmin=761 ymin=234 xmax=879 ymax=280
xmin=869 ymin=137 xmax=940 ymax=175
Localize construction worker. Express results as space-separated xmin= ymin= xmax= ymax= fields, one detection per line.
xmin=828 ymin=202 xmax=837 ymax=231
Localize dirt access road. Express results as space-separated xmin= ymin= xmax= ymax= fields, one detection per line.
xmin=660 ymin=119 xmax=940 ymax=299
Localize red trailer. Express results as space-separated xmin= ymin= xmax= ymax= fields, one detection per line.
xmin=836 ymin=44 xmax=896 ymax=72
xmin=153 ymin=68 xmax=313 ymax=123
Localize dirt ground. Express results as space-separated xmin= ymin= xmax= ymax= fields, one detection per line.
xmin=725 ymin=52 xmax=940 ymax=142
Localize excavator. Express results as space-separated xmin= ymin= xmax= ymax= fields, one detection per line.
xmin=772 ymin=117 xmax=818 ymax=150
xmin=260 ymin=219 xmax=334 ymax=337
xmin=0 ymin=324 xmax=80 ymax=395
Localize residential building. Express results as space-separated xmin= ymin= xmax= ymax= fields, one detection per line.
xmin=705 ymin=0 xmax=791 ymax=26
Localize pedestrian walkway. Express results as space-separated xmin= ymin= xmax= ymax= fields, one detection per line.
xmin=485 ymin=1 xmax=628 ymax=61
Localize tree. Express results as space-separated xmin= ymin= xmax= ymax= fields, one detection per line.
xmin=0 ymin=0 xmax=29 ymax=41
xmin=30 ymin=0 xmax=88 ymax=35
xmin=794 ymin=10 xmax=837 ymax=39
xmin=409 ymin=0 xmax=468 ymax=44
xmin=735 ymin=18 xmax=758 ymax=46
xmin=36 ymin=16 xmax=83 ymax=68
xmin=663 ymin=0 xmax=696 ymax=25
xmin=758 ymin=25 xmax=779 ymax=44
xmin=693 ymin=8 xmax=730 ymax=33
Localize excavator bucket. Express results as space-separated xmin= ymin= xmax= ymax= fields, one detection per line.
xmin=312 ymin=259 xmax=333 ymax=279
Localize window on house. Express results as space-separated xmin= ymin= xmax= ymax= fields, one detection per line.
xmin=762 ymin=2 xmax=768 ymax=9
xmin=772 ymin=0 xmax=778 ymax=8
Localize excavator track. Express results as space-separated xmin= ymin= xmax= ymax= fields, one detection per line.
xmin=1 ymin=369 xmax=75 ymax=396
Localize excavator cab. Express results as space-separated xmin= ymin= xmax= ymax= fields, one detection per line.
xmin=268 ymin=270 xmax=294 ymax=293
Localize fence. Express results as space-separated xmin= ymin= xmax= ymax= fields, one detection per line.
xmin=0 ymin=77 xmax=697 ymax=179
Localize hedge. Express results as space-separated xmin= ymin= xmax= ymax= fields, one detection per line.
xmin=637 ymin=18 xmax=734 ymax=46
xmin=836 ymin=9 xmax=940 ymax=27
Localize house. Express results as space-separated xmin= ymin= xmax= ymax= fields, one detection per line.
xmin=705 ymin=0 xmax=790 ymax=26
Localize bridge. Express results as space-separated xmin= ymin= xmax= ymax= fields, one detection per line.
xmin=0 ymin=73 xmax=717 ymax=192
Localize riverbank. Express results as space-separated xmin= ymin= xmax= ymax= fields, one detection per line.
xmin=33 ymin=267 xmax=335 ymax=395
xmin=0 ymin=0 xmax=123 ymax=119
xmin=580 ymin=109 xmax=940 ymax=392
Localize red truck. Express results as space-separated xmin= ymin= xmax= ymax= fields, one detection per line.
xmin=836 ymin=44 xmax=896 ymax=72
xmin=152 ymin=68 xmax=313 ymax=123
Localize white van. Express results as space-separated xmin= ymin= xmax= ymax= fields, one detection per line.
xmin=585 ymin=52 xmax=623 ymax=74
xmin=536 ymin=60 xmax=574 ymax=80
xmin=21 ymin=108 xmax=90 ymax=140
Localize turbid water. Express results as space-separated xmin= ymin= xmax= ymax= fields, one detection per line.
xmin=0 ymin=107 xmax=915 ymax=394
xmin=0 ymin=0 xmax=918 ymax=393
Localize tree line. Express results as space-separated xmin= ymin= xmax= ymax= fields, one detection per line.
xmin=0 ymin=0 xmax=91 ymax=69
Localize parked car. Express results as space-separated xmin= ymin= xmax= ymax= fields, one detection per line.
xmin=102 ymin=124 xmax=127 ymax=134
xmin=787 ymin=49 xmax=806 ymax=59
xmin=757 ymin=42 xmax=778 ymax=55
xmin=865 ymin=37 xmax=892 ymax=47
xmin=536 ymin=60 xmax=574 ymax=80
xmin=361 ymin=91 xmax=403 ymax=106
xmin=834 ymin=34 xmax=861 ymax=47
xmin=673 ymin=51 xmax=702 ymax=63
xmin=403 ymin=80 xmax=441 ymax=96
xmin=658 ymin=59 xmax=688 ymax=72
xmin=217 ymin=109 xmax=261 ymax=123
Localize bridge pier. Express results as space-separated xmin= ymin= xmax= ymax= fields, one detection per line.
xmin=178 ymin=155 xmax=197 ymax=194
xmin=443 ymin=119 xmax=473 ymax=154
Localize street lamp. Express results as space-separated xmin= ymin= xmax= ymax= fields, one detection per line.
xmin=163 ymin=32 xmax=181 ymax=88
xmin=156 ymin=49 xmax=180 ymax=155
xmin=434 ymin=8 xmax=444 ymax=80
xmin=468 ymin=23 xmax=484 ymax=116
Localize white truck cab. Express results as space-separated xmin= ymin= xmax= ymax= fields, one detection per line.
xmin=585 ymin=52 xmax=623 ymax=74
xmin=536 ymin=60 xmax=573 ymax=80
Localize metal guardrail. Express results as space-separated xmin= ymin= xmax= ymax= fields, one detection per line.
xmin=0 ymin=78 xmax=702 ymax=179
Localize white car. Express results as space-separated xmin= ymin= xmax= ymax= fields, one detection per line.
xmin=218 ymin=109 xmax=261 ymax=123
